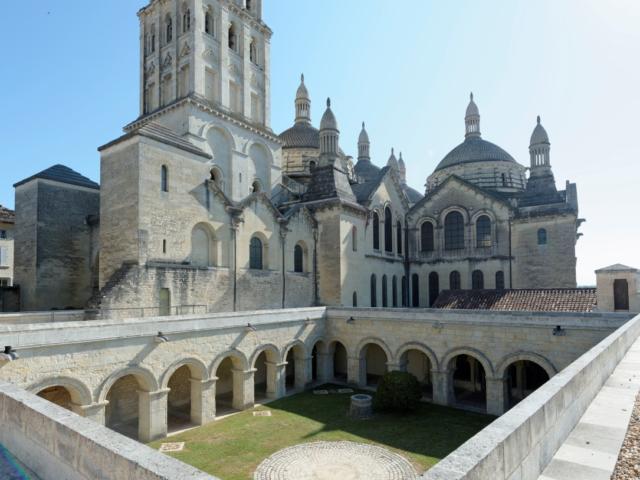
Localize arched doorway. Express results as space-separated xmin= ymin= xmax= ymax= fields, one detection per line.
xmin=165 ymin=364 xmax=206 ymax=432
xmin=253 ymin=347 xmax=279 ymax=402
xmin=284 ymin=343 xmax=307 ymax=393
xmin=331 ymin=341 xmax=348 ymax=382
xmin=360 ymin=343 xmax=388 ymax=387
xmin=37 ymin=386 xmax=73 ymax=411
xmin=504 ymin=360 xmax=550 ymax=409
xmin=105 ymin=374 xmax=149 ymax=440
xmin=400 ymin=349 xmax=433 ymax=399
xmin=449 ymin=354 xmax=486 ymax=411
xmin=215 ymin=355 xmax=245 ymax=415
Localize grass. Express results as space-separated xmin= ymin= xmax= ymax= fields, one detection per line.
xmin=150 ymin=385 xmax=493 ymax=480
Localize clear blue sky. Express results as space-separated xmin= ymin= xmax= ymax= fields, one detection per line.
xmin=1 ymin=1 xmax=638 ymax=285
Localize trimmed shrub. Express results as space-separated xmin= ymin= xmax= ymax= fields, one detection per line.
xmin=373 ymin=370 xmax=422 ymax=412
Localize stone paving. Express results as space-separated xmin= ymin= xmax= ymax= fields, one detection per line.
xmin=253 ymin=441 xmax=418 ymax=480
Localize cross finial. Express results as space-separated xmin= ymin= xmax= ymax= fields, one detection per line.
xmin=362 ymin=121 xmax=365 ymax=129
xmin=470 ymin=92 xmax=474 ymax=101
xmin=391 ymin=147 xmax=394 ymax=155
xmin=326 ymin=97 xmax=331 ymax=108
xmin=537 ymin=115 xmax=541 ymax=124
xmin=301 ymin=73 xmax=304 ymax=83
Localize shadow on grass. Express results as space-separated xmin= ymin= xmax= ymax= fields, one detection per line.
xmin=266 ymin=384 xmax=494 ymax=461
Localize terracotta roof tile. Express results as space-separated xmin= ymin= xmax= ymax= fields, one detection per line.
xmin=433 ymin=288 xmax=597 ymax=313
xmin=0 ymin=205 xmax=15 ymax=223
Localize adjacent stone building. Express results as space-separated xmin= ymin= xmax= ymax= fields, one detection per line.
xmin=11 ymin=0 xmax=583 ymax=314
xmin=0 ymin=205 xmax=14 ymax=288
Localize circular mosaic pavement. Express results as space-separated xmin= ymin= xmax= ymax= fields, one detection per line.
xmin=253 ymin=441 xmax=418 ymax=480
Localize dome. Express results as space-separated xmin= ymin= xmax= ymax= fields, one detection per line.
xmin=435 ymin=136 xmax=518 ymax=171
xmin=296 ymin=74 xmax=309 ymax=100
xmin=358 ymin=122 xmax=370 ymax=144
xmin=354 ymin=159 xmax=381 ymax=183
xmin=530 ymin=116 xmax=550 ymax=146
xmin=278 ymin=123 xmax=319 ymax=149
xmin=320 ymin=98 xmax=338 ymax=131
xmin=466 ymin=92 xmax=479 ymax=117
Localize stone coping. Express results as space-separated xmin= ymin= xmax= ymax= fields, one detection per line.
xmin=0 ymin=381 xmax=217 ymax=480
xmin=421 ymin=312 xmax=640 ymax=480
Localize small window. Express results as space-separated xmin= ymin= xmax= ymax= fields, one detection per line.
xmin=294 ymin=244 xmax=304 ymax=273
xmin=165 ymin=15 xmax=173 ymax=44
xmin=429 ymin=272 xmax=439 ymax=306
xmin=182 ymin=8 xmax=191 ymax=33
xmin=162 ymin=239 xmax=167 ymax=254
xmin=496 ymin=271 xmax=505 ymax=290
xmin=249 ymin=39 xmax=257 ymax=64
xmin=421 ymin=221 xmax=434 ymax=252
xmin=228 ymin=24 xmax=236 ymax=51
xmin=161 ymin=165 xmax=168 ymax=192
xmin=251 ymin=181 xmax=261 ymax=193
xmin=204 ymin=11 xmax=212 ymax=35
xmin=476 ymin=215 xmax=492 ymax=248
xmin=501 ymin=173 xmax=507 ymax=187
xmin=401 ymin=276 xmax=407 ymax=307
xmin=450 ymin=271 xmax=461 ymax=290
xmin=245 ymin=0 xmax=252 ymax=11
xmin=472 ymin=270 xmax=484 ymax=289
xmin=150 ymin=24 xmax=156 ymax=52
xmin=382 ymin=275 xmax=388 ymax=307
xmin=353 ymin=291 xmax=357 ymax=307
xmin=159 ymin=288 xmax=171 ymax=316
xmin=396 ymin=221 xmax=402 ymax=255
xmin=444 ymin=211 xmax=465 ymax=250
xmin=537 ymin=228 xmax=547 ymax=245
xmin=384 ymin=207 xmax=393 ymax=252
xmin=392 ymin=276 xmax=398 ymax=307
xmin=0 ymin=230 xmax=6 ymax=239
xmin=412 ymin=273 xmax=420 ymax=307
xmin=250 ymin=237 xmax=263 ymax=270
xmin=370 ymin=274 xmax=377 ymax=307
xmin=352 ymin=226 xmax=357 ymax=252
xmin=372 ymin=212 xmax=380 ymax=250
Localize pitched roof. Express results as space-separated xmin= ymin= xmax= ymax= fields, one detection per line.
xmin=0 ymin=205 xmax=15 ymax=223
xmin=433 ymin=288 xmax=597 ymax=313
xmin=402 ymin=184 xmax=424 ymax=204
xmin=595 ymin=264 xmax=638 ymax=274
xmin=99 ymin=122 xmax=211 ymax=159
xmin=13 ymin=164 xmax=99 ymax=190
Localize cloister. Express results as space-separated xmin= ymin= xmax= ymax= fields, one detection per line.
xmin=0 ymin=307 xmax=627 ymax=442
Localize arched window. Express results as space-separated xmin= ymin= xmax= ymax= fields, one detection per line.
xmin=421 ymin=222 xmax=434 ymax=252
xmin=191 ymin=225 xmax=214 ymax=267
xmin=495 ymin=271 xmax=505 ymax=290
xmin=501 ymin=173 xmax=507 ymax=187
xmin=249 ymin=237 xmax=263 ymax=270
xmin=352 ymin=226 xmax=357 ymax=252
xmin=429 ymin=272 xmax=439 ymax=307
xmin=370 ymin=274 xmax=377 ymax=307
xmin=450 ymin=271 xmax=461 ymax=290
xmin=472 ymin=270 xmax=484 ymax=289
xmin=401 ymin=276 xmax=407 ymax=307
xmin=251 ymin=180 xmax=261 ymax=193
xmin=245 ymin=0 xmax=252 ymax=11
xmin=353 ymin=292 xmax=358 ymax=307
xmin=165 ymin=15 xmax=173 ymax=44
xmin=151 ymin=24 xmax=156 ymax=52
xmin=411 ymin=273 xmax=420 ymax=307
xmin=228 ymin=24 xmax=236 ymax=51
xmin=204 ymin=11 xmax=212 ymax=35
xmin=476 ymin=215 xmax=492 ymax=248
xmin=444 ymin=211 xmax=465 ymax=250
xmin=161 ymin=165 xmax=168 ymax=192
xmin=392 ymin=276 xmax=398 ymax=307
xmin=182 ymin=8 xmax=191 ymax=33
xmin=249 ymin=39 xmax=257 ymax=64
xmin=294 ymin=244 xmax=304 ymax=273
xmin=396 ymin=221 xmax=402 ymax=255
xmin=372 ymin=212 xmax=380 ymax=250
xmin=382 ymin=275 xmax=388 ymax=307
xmin=537 ymin=228 xmax=547 ymax=245
xmin=384 ymin=207 xmax=393 ymax=252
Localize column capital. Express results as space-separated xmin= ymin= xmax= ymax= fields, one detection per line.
xmin=190 ymin=377 xmax=217 ymax=387
xmin=141 ymin=388 xmax=171 ymax=399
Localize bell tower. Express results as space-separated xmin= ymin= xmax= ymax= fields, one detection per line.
xmin=137 ymin=0 xmax=271 ymax=128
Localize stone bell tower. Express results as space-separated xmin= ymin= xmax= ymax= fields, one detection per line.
xmin=137 ymin=0 xmax=271 ymax=128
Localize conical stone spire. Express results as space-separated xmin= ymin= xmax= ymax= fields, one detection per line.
xmin=358 ymin=122 xmax=370 ymax=161
xmin=465 ymin=92 xmax=481 ymax=139
xmin=295 ymin=73 xmax=311 ymax=125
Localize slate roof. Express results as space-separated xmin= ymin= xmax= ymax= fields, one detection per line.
xmin=353 ymin=159 xmax=381 ymax=183
xmin=351 ymin=166 xmax=389 ymax=204
xmin=432 ymin=288 xmax=597 ymax=313
xmin=99 ymin=122 xmax=211 ymax=159
xmin=0 ymin=205 xmax=15 ymax=223
xmin=403 ymin=184 xmax=424 ymax=204
xmin=435 ymin=136 xmax=519 ymax=172
xmin=595 ymin=264 xmax=639 ymax=273
xmin=13 ymin=164 xmax=99 ymax=190
xmin=278 ymin=123 xmax=320 ymax=149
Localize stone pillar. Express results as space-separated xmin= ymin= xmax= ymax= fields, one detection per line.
xmin=295 ymin=356 xmax=312 ymax=390
xmin=232 ymin=368 xmax=254 ymax=410
xmin=316 ymin=352 xmax=331 ymax=383
xmin=486 ymin=377 xmax=506 ymax=416
xmin=190 ymin=378 xmax=216 ymax=425
xmin=432 ymin=369 xmax=453 ymax=406
xmin=266 ymin=361 xmax=286 ymax=399
xmin=138 ymin=388 xmax=169 ymax=442
xmin=386 ymin=361 xmax=402 ymax=372
xmin=73 ymin=401 xmax=108 ymax=424
xmin=347 ymin=356 xmax=364 ymax=387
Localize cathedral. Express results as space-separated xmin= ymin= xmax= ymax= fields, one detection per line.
xmin=12 ymin=0 xmax=582 ymax=315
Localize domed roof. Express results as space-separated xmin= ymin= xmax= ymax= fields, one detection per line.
xmin=466 ymin=92 xmax=479 ymax=117
xmin=358 ymin=122 xmax=370 ymax=144
xmin=296 ymin=74 xmax=309 ymax=100
xmin=278 ymin=123 xmax=319 ymax=149
xmin=354 ymin=159 xmax=381 ymax=183
xmin=320 ymin=98 xmax=338 ymax=131
xmin=530 ymin=116 xmax=550 ymax=145
xmin=435 ymin=136 xmax=518 ymax=171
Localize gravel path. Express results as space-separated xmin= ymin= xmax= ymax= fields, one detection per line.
xmin=611 ymin=391 xmax=640 ymax=480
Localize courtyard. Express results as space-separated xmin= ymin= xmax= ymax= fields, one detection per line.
xmin=150 ymin=385 xmax=493 ymax=480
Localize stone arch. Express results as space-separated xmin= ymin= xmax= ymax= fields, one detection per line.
xmin=202 ymin=124 xmax=236 ymax=152
xmin=160 ymin=357 xmax=209 ymax=389
xmin=209 ymin=349 xmax=249 ymax=377
xmin=326 ymin=338 xmax=349 ymax=382
xmin=283 ymin=340 xmax=308 ymax=392
xmin=357 ymin=338 xmax=391 ymax=387
xmin=440 ymin=205 xmax=470 ymax=225
xmin=395 ymin=342 xmax=439 ymax=371
xmin=249 ymin=230 xmax=270 ymax=270
xmin=191 ymin=222 xmax=218 ymax=267
xmin=496 ymin=352 xmax=556 ymax=380
xmin=283 ymin=339 xmax=308 ymax=359
xmin=248 ymin=142 xmax=272 ymax=193
xmin=355 ymin=337 xmax=393 ymax=362
xmin=96 ymin=365 xmax=159 ymax=403
xmin=250 ymin=343 xmax=281 ymax=367
xmin=28 ymin=376 xmax=93 ymax=407
xmin=251 ymin=343 xmax=281 ymax=400
xmin=442 ymin=347 xmax=494 ymax=378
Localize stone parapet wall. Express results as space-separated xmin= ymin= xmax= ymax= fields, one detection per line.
xmin=0 ymin=380 xmax=216 ymax=480
xmin=0 ymin=310 xmax=85 ymax=325
xmin=421 ymin=312 xmax=640 ymax=480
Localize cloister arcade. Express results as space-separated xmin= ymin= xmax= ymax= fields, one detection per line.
xmin=27 ymin=334 xmax=557 ymax=442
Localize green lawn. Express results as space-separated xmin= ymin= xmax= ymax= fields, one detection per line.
xmin=150 ymin=385 xmax=493 ymax=480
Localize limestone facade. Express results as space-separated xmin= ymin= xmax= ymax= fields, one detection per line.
xmin=0 ymin=205 xmax=14 ymax=287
